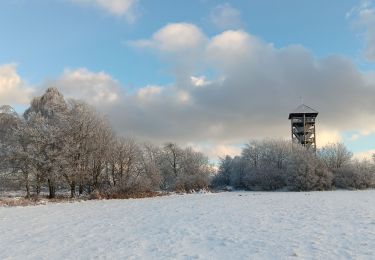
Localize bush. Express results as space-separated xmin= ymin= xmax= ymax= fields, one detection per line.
xmin=211 ymin=156 xmax=233 ymax=187
xmin=242 ymin=167 xmax=286 ymax=191
xmin=287 ymin=149 xmax=333 ymax=191
xmin=89 ymin=190 xmax=103 ymax=200
xmin=213 ymin=140 xmax=336 ymax=191
xmin=333 ymin=164 xmax=374 ymax=189
xmin=174 ymin=173 xmax=210 ymax=192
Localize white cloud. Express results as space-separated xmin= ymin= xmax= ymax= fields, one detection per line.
xmin=137 ymin=85 xmax=163 ymax=101
xmin=177 ymin=90 xmax=191 ymax=104
xmin=130 ymin=23 xmax=209 ymax=85
xmin=131 ymin=23 xmax=207 ymax=53
xmin=317 ymin=129 xmax=342 ymax=147
xmin=209 ymin=3 xmax=242 ymax=30
xmin=70 ymin=0 xmax=138 ymax=22
xmin=353 ymin=149 xmax=375 ymax=160
xmin=189 ymin=143 xmax=242 ymax=160
xmin=115 ymin=24 xmax=375 ymax=155
xmin=48 ymin=68 xmax=122 ymax=105
xmin=206 ymin=30 xmax=269 ymax=71
xmin=0 ymin=64 xmax=34 ymax=106
xmin=207 ymin=30 xmax=252 ymax=55
xmin=4 ymin=22 xmax=371 ymax=160
xmin=207 ymin=144 xmax=242 ymax=159
xmin=347 ymin=0 xmax=375 ymax=61
xmin=190 ymin=76 xmax=210 ymax=87
xmin=349 ymin=133 xmax=360 ymax=141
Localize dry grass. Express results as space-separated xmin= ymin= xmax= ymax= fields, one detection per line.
xmin=0 ymin=191 xmax=169 ymax=207
xmin=0 ymin=197 xmax=45 ymax=207
xmin=0 ymin=194 xmax=87 ymax=207
xmin=101 ymin=191 xmax=168 ymax=200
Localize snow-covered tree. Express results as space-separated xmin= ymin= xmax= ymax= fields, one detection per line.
xmin=213 ymin=139 xmax=334 ymax=191
xmin=286 ymin=145 xmax=333 ymax=191
xmin=318 ymin=142 xmax=353 ymax=170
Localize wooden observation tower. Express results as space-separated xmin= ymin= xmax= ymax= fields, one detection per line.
xmin=288 ymin=104 xmax=318 ymax=152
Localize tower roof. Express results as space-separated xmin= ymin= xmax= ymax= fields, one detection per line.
xmin=288 ymin=104 xmax=318 ymax=119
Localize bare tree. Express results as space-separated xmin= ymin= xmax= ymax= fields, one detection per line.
xmin=318 ymin=143 xmax=353 ymax=170
xmin=60 ymin=100 xmax=100 ymax=197
xmin=140 ymin=142 xmax=162 ymax=191
xmin=0 ymin=105 xmax=25 ymax=193
xmin=175 ymin=147 xmax=212 ymax=191
xmin=87 ymin=115 xmax=114 ymax=192
xmin=160 ymin=143 xmax=184 ymax=190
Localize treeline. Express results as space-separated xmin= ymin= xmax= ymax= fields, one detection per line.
xmin=1 ymin=88 xmax=374 ymax=199
xmin=212 ymin=140 xmax=375 ymax=191
xmin=0 ymin=88 xmax=213 ymax=198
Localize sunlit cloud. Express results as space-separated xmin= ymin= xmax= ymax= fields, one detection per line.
xmin=70 ymin=0 xmax=139 ymax=22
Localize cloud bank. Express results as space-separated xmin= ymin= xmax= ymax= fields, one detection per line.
xmin=122 ymin=24 xmax=375 ymax=149
xmin=2 ymin=21 xmax=375 ymax=159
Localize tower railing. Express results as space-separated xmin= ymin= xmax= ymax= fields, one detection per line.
xmin=288 ymin=104 xmax=318 ymax=153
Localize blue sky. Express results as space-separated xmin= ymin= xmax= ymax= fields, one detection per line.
xmin=0 ymin=0 xmax=368 ymax=85
xmin=0 ymin=0 xmax=375 ymax=159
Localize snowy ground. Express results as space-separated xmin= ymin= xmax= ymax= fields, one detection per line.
xmin=0 ymin=191 xmax=374 ymax=260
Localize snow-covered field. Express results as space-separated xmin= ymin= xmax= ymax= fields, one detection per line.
xmin=0 ymin=191 xmax=374 ymax=260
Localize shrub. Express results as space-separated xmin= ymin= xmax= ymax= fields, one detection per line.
xmin=286 ymin=149 xmax=333 ymax=191
xmin=242 ymin=167 xmax=286 ymax=191
xmin=333 ymin=163 xmax=374 ymax=189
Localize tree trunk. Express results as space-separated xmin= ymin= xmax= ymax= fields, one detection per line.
xmin=35 ymin=174 xmax=42 ymax=196
xmin=112 ymin=162 xmax=116 ymax=187
xmin=79 ymin=183 xmax=83 ymax=195
xmin=70 ymin=180 xmax=76 ymax=198
xmin=36 ymin=183 xmax=41 ymax=196
xmin=48 ymin=179 xmax=56 ymax=199
xmin=25 ymin=176 xmax=30 ymax=198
